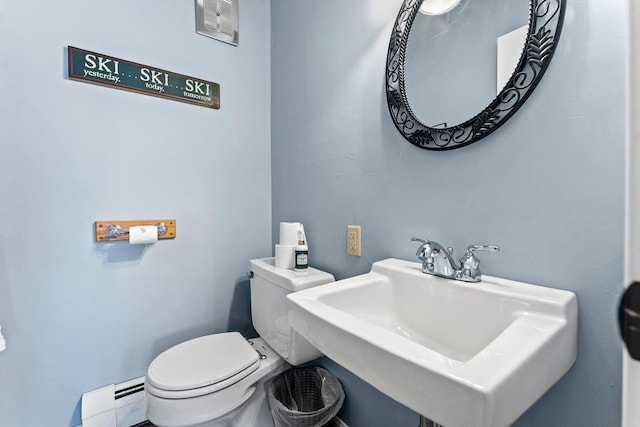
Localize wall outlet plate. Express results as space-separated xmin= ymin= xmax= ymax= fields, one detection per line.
xmin=347 ymin=225 xmax=361 ymax=256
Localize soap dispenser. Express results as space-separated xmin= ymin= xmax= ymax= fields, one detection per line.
xmin=294 ymin=230 xmax=308 ymax=271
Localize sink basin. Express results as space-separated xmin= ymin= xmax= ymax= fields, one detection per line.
xmin=287 ymin=258 xmax=577 ymax=427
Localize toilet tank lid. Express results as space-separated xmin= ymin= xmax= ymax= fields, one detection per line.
xmin=146 ymin=332 xmax=259 ymax=391
xmin=250 ymin=257 xmax=335 ymax=291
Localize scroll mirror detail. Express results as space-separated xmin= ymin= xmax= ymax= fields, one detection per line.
xmin=386 ymin=0 xmax=565 ymax=150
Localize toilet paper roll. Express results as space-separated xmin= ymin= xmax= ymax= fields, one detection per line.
xmin=299 ymin=223 xmax=307 ymax=246
xmin=279 ymin=222 xmax=301 ymax=246
xmin=129 ymin=226 xmax=158 ymax=245
xmin=275 ymin=244 xmax=296 ymax=269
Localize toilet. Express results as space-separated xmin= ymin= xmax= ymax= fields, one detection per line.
xmin=145 ymin=257 xmax=335 ymax=427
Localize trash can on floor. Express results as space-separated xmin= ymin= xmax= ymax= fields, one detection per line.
xmin=268 ymin=367 xmax=345 ymax=427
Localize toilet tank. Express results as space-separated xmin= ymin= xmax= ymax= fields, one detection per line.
xmin=250 ymin=257 xmax=335 ymax=365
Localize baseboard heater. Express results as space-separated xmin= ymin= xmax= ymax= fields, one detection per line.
xmin=81 ymin=376 xmax=147 ymax=427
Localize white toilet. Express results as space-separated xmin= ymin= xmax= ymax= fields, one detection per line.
xmin=145 ymin=257 xmax=335 ymax=427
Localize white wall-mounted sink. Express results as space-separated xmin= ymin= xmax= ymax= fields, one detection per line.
xmin=287 ymin=258 xmax=578 ymax=427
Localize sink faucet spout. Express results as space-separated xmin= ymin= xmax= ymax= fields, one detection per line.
xmin=411 ymin=237 xmax=459 ymax=278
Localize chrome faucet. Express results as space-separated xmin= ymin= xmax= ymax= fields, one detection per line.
xmin=411 ymin=238 xmax=499 ymax=282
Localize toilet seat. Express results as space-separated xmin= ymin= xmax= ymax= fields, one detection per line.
xmin=146 ymin=332 xmax=260 ymax=399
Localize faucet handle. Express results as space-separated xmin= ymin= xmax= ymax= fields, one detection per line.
xmin=411 ymin=237 xmax=430 ymax=259
xmin=461 ymin=244 xmax=499 ymax=266
xmin=457 ymin=244 xmax=500 ymax=282
xmin=466 ymin=244 xmax=499 ymax=254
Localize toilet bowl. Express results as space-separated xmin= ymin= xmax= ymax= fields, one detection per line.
xmin=145 ymin=334 xmax=285 ymax=427
xmin=145 ymin=258 xmax=335 ymax=427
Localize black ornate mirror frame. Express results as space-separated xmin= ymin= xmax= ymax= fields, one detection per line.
xmin=386 ymin=0 xmax=565 ymax=151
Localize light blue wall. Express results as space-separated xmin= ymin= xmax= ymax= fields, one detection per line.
xmin=271 ymin=0 xmax=625 ymax=426
xmin=0 ymin=1 xmax=271 ymax=425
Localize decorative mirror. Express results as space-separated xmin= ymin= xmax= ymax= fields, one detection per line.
xmin=386 ymin=0 xmax=565 ymax=150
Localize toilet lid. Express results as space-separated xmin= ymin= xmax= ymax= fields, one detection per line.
xmin=146 ymin=332 xmax=260 ymax=391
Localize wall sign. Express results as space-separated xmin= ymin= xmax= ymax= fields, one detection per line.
xmin=68 ymin=46 xmax=220 ymax=109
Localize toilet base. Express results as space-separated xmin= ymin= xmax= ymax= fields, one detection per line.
xmin=186 ymin=376 xmax=281 ymax=427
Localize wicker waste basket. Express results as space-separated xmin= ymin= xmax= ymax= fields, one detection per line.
xmin=268 ymin=367 xmax=345 ymax=427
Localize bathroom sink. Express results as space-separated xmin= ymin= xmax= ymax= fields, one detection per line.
xmin=286 ymin=258 xmax=577 ymax=427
